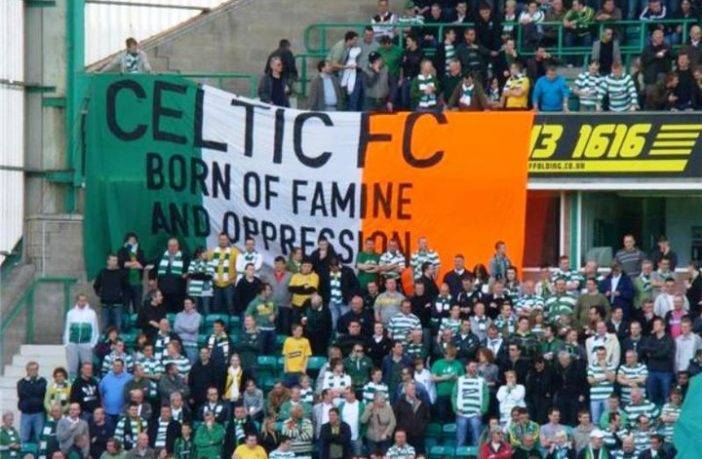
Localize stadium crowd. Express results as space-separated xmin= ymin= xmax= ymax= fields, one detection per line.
xmin=5 ymin=231 xmax=702 ymax=459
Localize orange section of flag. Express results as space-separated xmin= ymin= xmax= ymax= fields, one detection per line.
xmin=360 ymin=110 xmax=535 ymax=286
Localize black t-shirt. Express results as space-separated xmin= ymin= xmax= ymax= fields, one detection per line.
xmin=401 ymin=48 xmax=424 ymax=79
xmin=270 ymin=75 xmax=287 ymax=107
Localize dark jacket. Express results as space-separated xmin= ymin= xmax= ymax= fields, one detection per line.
xmin=319 ymin=422 xmax=352 ymax=459
xmin=337 ymin=309 xmax=375 ymax=336
xmin=148 ymin=418 xmax=180 ymax=453
xmin=224 ymin=417 xmax=258 ymax=457
xmin=410 ymin=293 xmax=434 ymax=328
xmin=447 ymin=80 xmax=490 ymax=110
xmin=525 ymin=366 xmax=555 ymax=401
xmin=89 ymin=418 xmax=115 ymax=459
xmin=474 ymin=15 xmax=502 ymax=51
xmin=553 ymin=360 xmax=587 ymax=398
xmin=93 ymin=268 xmax=129 ymax=304
xmin=17 ymin=377 xmax=47 ymax=414
xmin=322 ymin=266 xmax=360 ymax=306
xmin=453 ymin=332 xmax=482 ymax=361
xmin=117 ymin=245 xmax=147 ymax=283
xmin=640 ymin=43 xmax=674 ymax=84
xmin=687 ymin=273 xmax=702 ymax=314
xmin=264 ymin=47 xmax=299 ymax=82
xmin=393 ymin=396 xmax=431 ymax=434
xmin=188 ymin=359 xmax=224 ymax=408
xmin=308 ymin=74 xmax=344 ymax=111
xmin=234 ymin=277 xmax=263 ymax=314
xmin=365 ymin=334 xmax=393 ymax=367
xmin=137 ymin=302 xmax=167 ymax=339
xmin=258 ymin=73 xmax=290 ymax=107
xmin=70 ymin=376 xmax=101 ymax=414
xmin=455 ymin=41 xmax=490 ymax=78
xmin=442 ymin=269 xmax=471 ymax=300
xmin=155 ymin=252 xmax=189 ymax=296
xmin=598 ymin=274 xmax=635 ymax=315
xmin=641 ymin=333 xmax=675 ymax=373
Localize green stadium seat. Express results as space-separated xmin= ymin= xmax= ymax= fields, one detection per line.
xmin=261 ymin=375 xmax=277 ymax=391
xmin=426 ymin=422 xmax=443 ymax=439
xmin=121 ymin=313 xmax=133 ymax=330
xmin=167 ymin=313 xmax=176 ymax=325
xmin=122 ymin=331 xmax=137 ymax=349
xmin=197 ymin=334 xmax=208 ymax=348
xmin=442 ymin=423 xmax=457 ymax=438
xmin=257 ymin=355 xmax=278 ymax=371
xmin=429 ymin=445 xmax=455 ymax=459
xmin=276 ymin=334 xmax=287 ymax=348
xmin=425 ymin=437 xmax=439 ymax=451
xmin=204 ymin=314 xmax=230 ymax=332
xmin=307 ymin=356 xmax=327 ymax=371
xmin=454 ymin=446 xmax=477 ymax=458
xmin=229 ymin=315 xmax=241 ymax=330
xmin=21 ymin=443 xmax=39 ymax=455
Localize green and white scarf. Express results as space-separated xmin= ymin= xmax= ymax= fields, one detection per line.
xmin=459 ymin=84 xmax=474 ymax=107
xmin=330 ymin=271 xmax=343 ymax=305
xmin=158 ymin=251 xmax=184 ymax=276
xmin=416 ymin=74 xmax=438 ymax=108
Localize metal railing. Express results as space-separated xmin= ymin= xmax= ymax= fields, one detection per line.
xmin=304 ymin=18 xmax=698 ymax=60
xmin=0 ymin=277 xmax=77 ymax=350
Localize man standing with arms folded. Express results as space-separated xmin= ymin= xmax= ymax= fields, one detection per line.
xmin=93 ymin=254 xmax=129 ymax=332
xmin=209 ymin=232 xmax=238 ymax=314
xmin=64 ymin=294 xmax=99 ymax=378
xmin=453 ymin=361 xmax=489 ymax=447
xmin=17 ymin=361 xmax=47 ymax=443
xmin=410 ymin=237 xmax=440 ymax=283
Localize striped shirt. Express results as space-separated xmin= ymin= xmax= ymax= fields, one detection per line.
xmin=453 ymin=375 xmax=486 ymax=417
xmin=102 ymin=352 xmax=134 ymax=375
xmin=153 ymin=418 xmax=170 ymax=448
xmin=385 ymin=444 xmax=416 ymax=459
xmin=162 ymin=355 xmax=191 ymax=375
xmin=410 ymin=249 xmax=440 ymax=280
xmin=631 ymin=428 xmax=654 ymax=453
xmin=362 ymin=381 xmax=389 ymax=403
xmin=388 ymin=313 xmax=421 ymax=342
xmin=154 ymin=333 xmax=174 ymax=361
xmin=187 ymin=259 xmax=214 ymax=297
xmin=320 ymin=372 xmax=352 ymax=393
xmin=439 ymin=318 xmax=461 ymax=336
xmin=623 ymin=400 xmax=659 ymax=427
xmin=514 ymin=294 xmax=545 ymax=315
xmin=545 ymin=294 xmax=577 ymax=324
xmin=602 ymin=428 xmax=629 ymax=451
xmin=300 ymin=387 xmax=314 ymax=404
xmin=574 ymin=72 xmax=603 ymax=109
xmin=114 ymin=416 xmax=147 ymax=450
xmin=599 ymin=73 xmax=637 ymax=112
xmin=588 ymin=362 xmax=617 ymax=400
xmin=658 ymin=402 xmax=681 ymax=443
xmin=138 ymin=356 xmax=163 ymax=377
xmin=329 ymin=271 xmax=343 ymax=305
xmin=414 ymin=74 xmax=439 ymax=108
xmin=617 ymin=363 xmax=648 ymax=403
xmin=379 ymin=251 xmax=406 ymax=279
xmin=443 ymin=44 xmax=455 ymax=75
xmin=38 ymin=419 xmax=58 ymax=459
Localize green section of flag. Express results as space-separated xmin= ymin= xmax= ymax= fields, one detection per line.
xmin=84 ymin=74 xmax=206 ymax=277
xmin=673 ymin=374 xmax=702 ymax=455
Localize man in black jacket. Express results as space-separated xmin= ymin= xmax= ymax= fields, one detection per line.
xmin=326 ymin=258 xmax=361 ymax=332
xmin=319 ymin=408 xmax=352 ymax=459
xmin=189 ymin=350 xmax=223 ymax=411
xmin=337 ymin=295 xmax=374 ymax=337
xmin=641 ymin=317 xmax=675 ymax=405
xmin=93 ymin=254 xmax=129 ymax=332
xmin=88 ymin=407 xmax=114 ymax=459
xmin=70 ymin=362 xmax=101 ymax=417
xmin=393 ymin=382 xmax=431 ymax=454
xmin=224 ymin=405 xmax=258 ymax=458
xmin=17 ymin=361 xmax=47 ymax=442
xmin=553 ymin=351 xmax=587 ymax=426
xmin=442 ymin=254 xmax=471 ymax=300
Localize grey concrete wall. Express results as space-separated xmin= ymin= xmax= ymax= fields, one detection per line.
xmin=93 ymin=0 xmax=406 ymax=97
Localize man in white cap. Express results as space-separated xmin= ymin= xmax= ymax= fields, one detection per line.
xmin=577 ymin=429 xmax=608 ymax=459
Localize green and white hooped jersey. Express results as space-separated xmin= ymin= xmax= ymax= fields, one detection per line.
xmin=617 ymin=363 xmax=648 ymax=403
xmin=362 ymin=381 xmax=388 ymax=403
xmin=416 ymin=74 xmax=439 ymax=108
xmin=410 ymin=249 xmax=440 ymax=280
xmin=588 ymin=362 xmax=617 ymax=400
xmin=454 ymin=375 xmax=485 ymax=417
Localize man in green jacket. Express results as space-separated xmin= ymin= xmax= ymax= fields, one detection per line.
xmin=563 ymin=0 xmax=595 ymax=65
xmin=344 ymin=345 xmax=373 ymax=393
xmin=194 ymin=413 xmax=225 ymax=459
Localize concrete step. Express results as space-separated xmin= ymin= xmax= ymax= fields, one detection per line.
xmin=12 ymin=354 xmax=67 ymax=369
xmin=0 ymin=378 xmax=17 ymax=389
xmin=20 ymin=345 xmax=65 ymax=357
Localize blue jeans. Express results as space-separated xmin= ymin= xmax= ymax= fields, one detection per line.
xmin=196 ymin=296 xmax=211 ymax=316
xmin=183 ymin=343 xmax=198 ymax=363
xmin=329 ymin=302 xmax=349 ymax=332
xmin=20 ymin=412 xmax=44 ymax=443
xmin=101 ymin=303 xmax=123 ymax=332
xmin=346 ymin=74 xmax=364 ymax=111
xmin=590 ymin=399 xmax=607 ymax=425
xmin=456 ymin=414 xmax=483 ymax=447
xmin=647 ymin=371 xmax=673 ymax=406
xmin=212 ymin=285 xmax=234 ymax=314
xmin=260 ymin=329 xmax=277 ymax=355
xmin=125 ymin=284 xmax=142 ymax=313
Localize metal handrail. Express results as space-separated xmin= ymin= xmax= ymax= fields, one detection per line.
xmin=0 ymin=277 xmax=77 ymax=345
xmin=304 ymin=18 xmax=699 ymax=58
